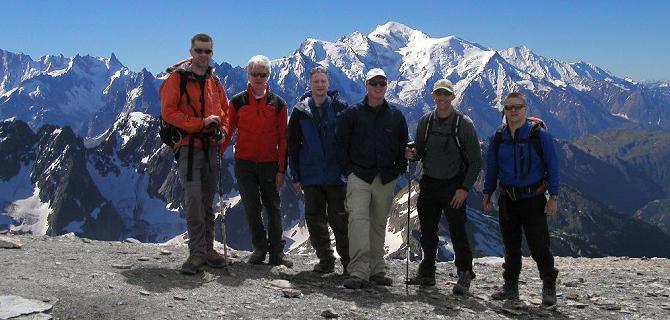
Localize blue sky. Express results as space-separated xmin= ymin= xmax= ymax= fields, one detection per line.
xmin=1 ymin=1 xmax=668 ymax=81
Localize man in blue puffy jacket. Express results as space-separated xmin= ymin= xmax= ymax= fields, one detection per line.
xmin=482 ymin=92 xmax=559 ymax=306
xmin=288 ymin=66 xmax=349 ymax=274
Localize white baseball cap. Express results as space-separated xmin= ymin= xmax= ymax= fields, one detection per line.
xmin=365 ymin=68 xmax=387 ymax=81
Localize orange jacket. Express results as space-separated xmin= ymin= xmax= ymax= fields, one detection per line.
xmin=160 ymin=64 xmax=229 ymax=152
xmin=222 ymin=84 xmax=288 ymax=173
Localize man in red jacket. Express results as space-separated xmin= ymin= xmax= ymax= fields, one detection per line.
xmin=160 ymin=33 xmax=230 ymax=275
xmin=222 ymin=55 xmax=292 ymax=267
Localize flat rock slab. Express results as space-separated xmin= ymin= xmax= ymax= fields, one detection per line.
xmin=282 ymin=289 xmax=301 ymax=298
xmin=268 ymin=279 xmax=292 ymax=289
xmin=321 ymin=308 xmax=339 ymax=318
xmin=0 ymin=295 xmax=52 ymax=319
xmin=0 ymin=236 xmax=22 ymax=249
xmin=13 ymin=313 xmax=52 ymax=320
xmin=111 ymin=263 xmax=133 ymax=269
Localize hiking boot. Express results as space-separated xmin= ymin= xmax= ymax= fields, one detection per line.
xmin=491 ymin=281 xmax=519 ymax=300
xmin=542 ymin=278 xmax=557 ymax=306
xmin=407 ymin=261 xmax=436 ymax=286
xmin=369 ymin=273 xmax=393 ymax=286
xmin=406 ymin=274 xmax=436 ymax=286
xmin=247 ymin=249 xmax=267 ymax=264
xmin=180 ymin=255 xmax=206 ymax=275
xmin=206 ymin=249 xmax=227 ymax=268
xmin=269 ymin=253 xmax=294 ymax=268
xmin=312 ymin=260 xmax=335 ymax=274
xmin=453 ymin=270 xmax=475 ymax=295
xmin=343 ymin=276 xmax=366 ymax=289
xmin=341 ymin=259 xmax=350 ymax=276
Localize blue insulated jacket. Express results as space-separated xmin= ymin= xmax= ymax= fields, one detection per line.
xmin=335 ymin=96 xmax=409 ymax=184
xmin=483 ymin=120 xmax=560 ymax=197
xmin=288 ymin=92 xmax=347 ymax=186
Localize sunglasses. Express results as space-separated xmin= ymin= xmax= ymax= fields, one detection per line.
xmin=193 ymin=48 xmax=213 ymax=55
xmin=367 ymin=80 xmax=387 ymax=87
xmin=503 ymin=104 xmax=526 ymax=111
xmin=250 ymin=72 xmax=269 ymax=78
xmin=434 ymin=89 xmax=453 ymax=96
xmin=310 ymin=66 xmax=328 ymax=75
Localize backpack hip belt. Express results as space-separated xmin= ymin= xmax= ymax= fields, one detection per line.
xmin=499 ymin=180 xmax=545 ymax=201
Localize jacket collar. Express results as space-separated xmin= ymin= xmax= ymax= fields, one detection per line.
xmin=362 ymin=95 xmax=389 ymax=112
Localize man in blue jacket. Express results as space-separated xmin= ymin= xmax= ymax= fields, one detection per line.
xmin=336 ymin=68 xmax=409 ymax=289
xmin=482 ymin=92 xmax=560 ymax=306
xmin=288 ymin=66 xmax=349 ymax=274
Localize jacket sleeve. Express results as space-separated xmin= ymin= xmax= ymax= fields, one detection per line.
xmin=394 ymin=111 xmax=409 ymax=178
xmin=221 ymin=100 xmax=237 ymax=152
xmin=277 ymin=102 xmax=289 ymax=173
xmin=160 ymin=73 xmax=204 ymax=134
xmin=540 ymin=130 xmax=560 ymax=195
xmin=483 ymin=133 xmax=499 ymax=195
xmin=335 ymin=108 xmax=353 ymax=176
xmin=217 ymin=84 xmax=230 ymax=153
xmin=287 ymin=107 xmax=303 ymax=183
xmin=461 ymin=119 xmax=482 ymax=191
xmin=414 ymin=115 xmax=428 ymax=162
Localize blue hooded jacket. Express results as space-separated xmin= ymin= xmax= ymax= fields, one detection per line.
xmin=483 ymin=120 xmax=560 ymax=197
xmin=287 ymin=91 xmax=347 ymax=186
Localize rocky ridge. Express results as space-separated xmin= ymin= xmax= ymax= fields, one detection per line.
xmin=1 ymin=234 xmax=669 ymax=319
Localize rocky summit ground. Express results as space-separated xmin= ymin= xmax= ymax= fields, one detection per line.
xmin=1 ymin=234 xmax=669 ymax=320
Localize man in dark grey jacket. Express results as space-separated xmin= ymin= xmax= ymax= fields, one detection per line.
xmin=336 ymin=68 xmax=409 ymax=289
xmin=405 ymin=79 xmax=482 ymax=294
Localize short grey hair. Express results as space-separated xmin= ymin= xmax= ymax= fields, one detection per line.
xmin=247 ymin=55 xmax=271 ymax=74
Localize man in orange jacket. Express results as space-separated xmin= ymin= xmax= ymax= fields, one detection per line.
xmin=222 ymin=55 xmax=292 ymax=267
xmin=160 ymin=33 xmax=230 ymax=275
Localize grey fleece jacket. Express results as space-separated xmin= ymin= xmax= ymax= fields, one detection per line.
xmin=414 ymin=109 xmax=482 ymax=190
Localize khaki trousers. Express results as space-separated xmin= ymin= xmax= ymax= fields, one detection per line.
xmin=346 ymin=173 xmax=397 ymax=279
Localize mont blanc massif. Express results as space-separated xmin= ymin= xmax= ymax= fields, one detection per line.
xmin=2 ymin=22 xmax=669 ymax=260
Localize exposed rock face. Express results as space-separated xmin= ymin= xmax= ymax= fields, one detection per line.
xmin=1 ymin=235 xmax=669 ymax=319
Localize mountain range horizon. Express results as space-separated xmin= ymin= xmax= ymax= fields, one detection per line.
xmin=1 ymin=21 xmax=669 ymax=260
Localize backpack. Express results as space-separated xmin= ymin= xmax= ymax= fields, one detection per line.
xmin=158 ymin=66 xmax=223 ymax=181
xmin=230 ymin=90 xmax=284 ymax=113
xmin=493 ymin=117 xmax=548 ymax=187
xmin=418 ymin=110 xmax=469 ymax=174
xmin=158 ymin=69 xmax=195 ymax=147
xmin=493 ymin=117 xmax=546 ymax=161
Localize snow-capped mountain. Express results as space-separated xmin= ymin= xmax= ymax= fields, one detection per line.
xmin=1 ymin=21 xmax=670 ymax=260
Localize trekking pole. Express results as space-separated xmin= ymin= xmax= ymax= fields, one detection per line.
xmin=405 ymin=141 xmax=415 ymax=293
xmin=212 ymin=125 xmax=230 ymax=274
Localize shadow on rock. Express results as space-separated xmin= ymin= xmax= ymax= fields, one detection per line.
xmin=215 ymin=260 xmax=280 ymax=287
xmin=120 ymin=267 xmax=209 ymax=293
xmin=286 ymin=270 xmax=492 ymax=317
xmin=484 ymin=299 xmax=570 ymax=319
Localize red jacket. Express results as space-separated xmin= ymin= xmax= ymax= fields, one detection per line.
xmin=160 ymin=64 xmax=229 ymax=152
xmin=222 ymin=84 xmax=288 ymax=172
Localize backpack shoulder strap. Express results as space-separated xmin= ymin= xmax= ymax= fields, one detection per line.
xmin=493 ymin=124 xmax=506 ymax=155
xmin=422 ymin=112 xmax=434 ymax=146
xmin=230 ymin=91 xmax=249 ymax=112
xmin=528 ymin=121 xmax=545 ymax=160
xmin=451 ymin=111 xmax=468 ymax=167
xmin=268 ymin=92 xmax=285 ymax=112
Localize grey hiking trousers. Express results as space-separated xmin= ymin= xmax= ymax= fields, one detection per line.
xmin=177 ymin=146 xmax=219 ymax=257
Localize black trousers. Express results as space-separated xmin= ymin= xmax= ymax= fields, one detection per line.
xmin=498 ymin=194 xmax=558 ymax=282
xmin=417 ymin=175 xmax=473 ymax=275
xmin=303 ymin=185 xmax=349 ymax=267
xmin=235 ymin=160 xmax=283 ymax=255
